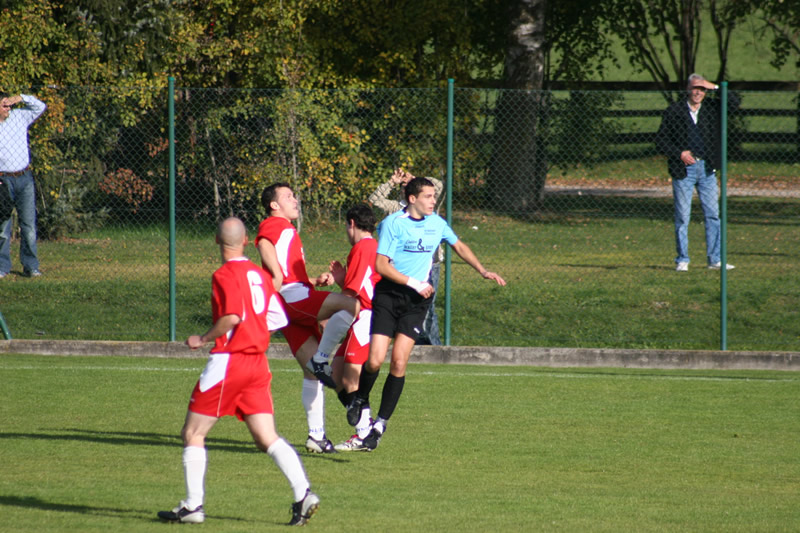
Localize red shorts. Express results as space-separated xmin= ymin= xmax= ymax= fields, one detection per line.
xmin=279 ymin=285 xmax=331 ymax=354
xmin=334 ymin=309 xmax=371 ymax=365
xmin=189 ymin=352 xmax=274 ymax=420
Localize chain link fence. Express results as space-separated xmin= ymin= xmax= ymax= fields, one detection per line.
xmin=1 ymin=85 xmax=797 ymax=351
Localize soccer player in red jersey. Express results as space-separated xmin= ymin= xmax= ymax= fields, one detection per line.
xmin=327 ymin=204 xmax=381 ymax=451
xmin=158 ymin=217 xmax=319 ymax=526
xmin=256 ymin=183 xmax=359 ymax=454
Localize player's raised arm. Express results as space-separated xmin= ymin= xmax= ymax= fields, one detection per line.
xmin=256 ymin=238 xmax=284 ymax=291
xmin=450 ymin=240 xmax=506 ymax=286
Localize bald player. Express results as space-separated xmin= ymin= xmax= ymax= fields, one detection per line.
xmin=158 ymin=217 xmax=320 ymax=526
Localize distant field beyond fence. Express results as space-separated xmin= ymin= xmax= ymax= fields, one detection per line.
xmin=1 ymin=85 xmax=797 ymax=351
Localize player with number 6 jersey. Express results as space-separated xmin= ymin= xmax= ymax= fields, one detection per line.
xmin=158 ymin=217 xmax=320 ymax=526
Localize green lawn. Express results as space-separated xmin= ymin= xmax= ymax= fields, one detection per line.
xmin=1 ymin=190 xmax=798 ymax=350
xmin=1 ymin=354 xmax=798 ymax=532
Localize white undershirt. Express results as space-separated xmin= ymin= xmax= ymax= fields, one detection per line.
xmin=688 ymin=102 xmax=701 ymax=124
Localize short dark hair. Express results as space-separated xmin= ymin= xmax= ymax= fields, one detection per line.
xmin=261 ymin=182 xmax=292 ymax=212
xmin=346 ymin=203 xmax=376 ymax=233
xmin=404 ymin=176 xmax=434 ymax=203
xmin=0 ymin=92 xmax=9 ymax=100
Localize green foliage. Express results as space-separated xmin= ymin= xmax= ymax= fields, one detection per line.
xmin=171 ymin=87 xmax=447 ymax=225
xmin=37 ymin=186 xmax=109 ymax=240
xmin=758 ymin=0 xmax=800 ymax=68
xmin=303 ymin=0 xmax=506 ymax=87
xmin=547 ymin=91 xmax=625 ymax=165
xmin=545 ymin=0 xmax=619 ymax=82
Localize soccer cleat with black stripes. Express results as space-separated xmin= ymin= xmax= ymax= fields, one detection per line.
xmin=305 ymin=435 xmax=337 ymax=454
xmin=157 ymin=501 xmax=205 ymax=524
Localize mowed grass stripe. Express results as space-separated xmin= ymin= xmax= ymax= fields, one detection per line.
xmin=2 ymin=354 xmax=798 ymax=532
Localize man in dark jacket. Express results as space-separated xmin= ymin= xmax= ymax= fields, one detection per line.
xmin=656 ymin=74 xmax=739 ymax=272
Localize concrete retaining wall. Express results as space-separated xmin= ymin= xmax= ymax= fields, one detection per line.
xmin=1 ymin=339 xmax=797 ymax=371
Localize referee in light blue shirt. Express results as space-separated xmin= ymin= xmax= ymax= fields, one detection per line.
xmin=343 ymin=176 xmax=506 ymax=451
xmin=0 ymin=92 xmax=46 ymax=278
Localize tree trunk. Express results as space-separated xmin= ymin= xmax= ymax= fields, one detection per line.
xmin=488 ymin=0 xmax=548 ymax=214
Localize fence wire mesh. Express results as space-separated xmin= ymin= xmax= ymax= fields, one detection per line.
xmin=1 ymin=86 xmax=797 ymax=350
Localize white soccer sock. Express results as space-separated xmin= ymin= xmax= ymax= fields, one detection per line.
xmin=356 ymin=406 xmax=372 ymax=440
xmin=302 ymin=378 xmax=326 ymax=440
xmin=313 ymin=310 xmax=354 ymax=362
xmin=373 ymin=417 xmax=387 ymax=434
xmin=182 ymin=446 xmax=207 ymax=510
xmin=267 ymin=438 xmax=311 ymax=502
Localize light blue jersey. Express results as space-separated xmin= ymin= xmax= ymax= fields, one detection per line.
xmin=376 ymin=209 xmax=458 ymax=282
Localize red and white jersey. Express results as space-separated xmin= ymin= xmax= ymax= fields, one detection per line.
xmin=210 ymin=257 xmax=288 ymax=356
xmin=343 ymin=236 xmax=380 ymax=311
xmin=255 ymin=217 xmax=312 ymax=289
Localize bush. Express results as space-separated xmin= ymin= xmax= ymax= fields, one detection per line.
xmin=38 ymin=186 xmax=109 ymax=240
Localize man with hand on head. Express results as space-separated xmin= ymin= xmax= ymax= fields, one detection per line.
xmin=369 ymin=168 xmax=444 ymax=345
xmin=0 ymin=92 xmax=46 ymax=278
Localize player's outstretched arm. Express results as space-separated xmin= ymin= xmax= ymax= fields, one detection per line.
xmin=186 ymin=314 xmax=242 ymax=349
xmin=311 ymin=271 xmax=334 ymax=287
xmin=450 ymin=240 xmax=506 ymax=286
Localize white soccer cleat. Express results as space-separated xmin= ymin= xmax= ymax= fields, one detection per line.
xmin=157 ymin=501 xmax=205 ymax=524
xmin=334 ymin=434 xmax=369 ymax=452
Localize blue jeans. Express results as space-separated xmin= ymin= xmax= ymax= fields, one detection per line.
xmin=418 ymin=261 xmax=441 ymax=345
xmin=671 ymin=160 xmax=721 ymax=265
xmin=0 ymin=170 xmax=39 ymax=274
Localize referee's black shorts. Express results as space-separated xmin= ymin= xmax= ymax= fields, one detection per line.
xmin=370 ymin=278 xmax=433 ymax=341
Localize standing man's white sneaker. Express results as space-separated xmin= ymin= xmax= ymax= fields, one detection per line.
xmin=676 ymin=262 xmax=689 ymax=272
xmin=708 ymin=262 xmax=734 ymax=270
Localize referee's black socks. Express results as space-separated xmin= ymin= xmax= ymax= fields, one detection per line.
xmin=378 ymin=374 xmax=405 ymax=421
xmin=358 ymin=366 xmax=380 ymax=399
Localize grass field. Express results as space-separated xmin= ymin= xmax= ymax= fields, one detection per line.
xmin=1 ymin=353 xmax=798 ymax=532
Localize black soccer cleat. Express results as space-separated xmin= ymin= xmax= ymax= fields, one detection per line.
xmin=289 ymin=489 xmax=320 ymax=526
xmin=346 ymin=395 xmax=366 ymax=427
xmin=362 ymin=425 xmax=384 ymax=451
xmin=306 ymin=358 xmax=336 ymax=388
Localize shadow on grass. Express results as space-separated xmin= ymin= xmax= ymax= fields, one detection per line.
xmin=0 ymin=428 xmax=250 ymax=453
xmin=0 ymin=428 xmax=350 ymax=463
xmin=558 ymin=263 xmax=671 ymax=271
xmin=0 ymin=494 xmax=151 ymax=519
xmin=0 ymin=494 xmax=253 ymax=524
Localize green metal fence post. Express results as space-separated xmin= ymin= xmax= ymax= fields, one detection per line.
xmin=168 ymin=77 xmax=177 ymax=342
xmin=0 ymin=309 xmax=12 ymax=340
xmin=720 ymin=81 xmax=728 ymax=350
xmin=444 ymin=79 xmax=455 ymax=346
